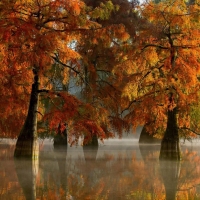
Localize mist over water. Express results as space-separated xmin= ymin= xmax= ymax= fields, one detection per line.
xmin=1 ymin=133 xmax=200 ymax=200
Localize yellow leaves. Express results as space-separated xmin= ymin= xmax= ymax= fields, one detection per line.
xmin=143 ymin=47 xmax=159 ymax=66
xmin=62 ymin=67 xmax=69 ymax=86
xmin=155 ymin=79 xmax=165 ymax=90
xmin=178 ymin=114 xmax=191 ymax=128
xmin=59 ymin=47 xmax=81 ymax=63
xmin=141 ymin=0 xmax=193 ymax=33
xmin=123 ymin=82 xmax=138 ymax=101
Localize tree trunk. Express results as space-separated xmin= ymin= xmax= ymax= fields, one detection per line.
xmin=53 ymin=79 xmax=68 ymax=146
xmin=159 ymin=107 xmax=181 ymax=160
xmin=14 ymin=69 xmax=39 ymax=158
xmin=83 ymin=134 xmax=98 ymax=146
xmin=83 ymin=135 xmax=98 ymax=161
xmin=54 ymin=123 xmax=68 ymax=146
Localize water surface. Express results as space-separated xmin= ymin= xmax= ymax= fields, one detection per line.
xmin=1 ymin=138 xmax=200 ymax=200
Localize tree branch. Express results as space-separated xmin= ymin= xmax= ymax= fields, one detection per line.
xmin=38 ymin=89 xmax=49 ymax=93
xmin=51 ymin=54 xmax=81 ymax=75
xmin=36 ymin=111 xmax=44 ymax=117
xmin=142 ymin=44 xmax=169 ymax=50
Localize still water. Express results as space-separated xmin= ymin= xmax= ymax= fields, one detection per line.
xmin=1 ymin=138 xmax=200 ymax=200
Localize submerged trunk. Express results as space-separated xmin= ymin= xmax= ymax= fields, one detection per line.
xmin=159 ymin=107 xmax=181 ymax=160
xmin=14 ymin=69 xmax=39 ymax=158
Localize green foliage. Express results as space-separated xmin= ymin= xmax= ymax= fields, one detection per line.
xmin=89 ymin=1 xmax=117 ymax=20
xmin=190 ymin=101 xmax=200 ymax=134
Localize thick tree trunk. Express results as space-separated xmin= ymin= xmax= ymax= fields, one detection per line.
xmin=160 ymin=160 xmax=180 ymax=200
xmin=14 ymin=69 xmax=39 ymax=158
xmin=83 ymin=134 xmax=98 ymax=146
xmin=54 ymin=123 xmax=68 ymax=146
xmin=159 ymin=107 xmax=181 ymax=160
xmin=139 ymin=125 xmax=161 ymax=144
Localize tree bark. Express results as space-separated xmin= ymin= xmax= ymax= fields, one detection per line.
xmin=14 ymin=69 xmax=39 ymax=158
xmin=54 ymin=123 xmax=68 ymax=146
xmin=159 ymin=106 xmax=181 ymax=160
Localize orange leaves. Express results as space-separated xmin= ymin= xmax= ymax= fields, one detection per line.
xmin=120 ymin=0 xmax=200 ymax=136
xmin=0 ymin=2 xmax=85 ymax=139
xmin=0 ymin=0 xmax=89 ymax=75
xmin=109 ymin=116 xmax=130 ymax=137
xmin=72 ymin=119 xmax=106 ymax=141
xmin=57 ymin=44 xmax=81 ymax=64
xmin=44 ymin=92 xmax=80 ymax=126
xmin=43 ymin=91 xmax=112 ymax=144
xmin=114 ymin=24 xmax=130 ymax=42
xmin=142 ymin=0 xmax=188 ymax=27
xmin=69 ymin=1 xmax=83 ymax=16
xmin=1 ymin=0 xmax=199 ymax=141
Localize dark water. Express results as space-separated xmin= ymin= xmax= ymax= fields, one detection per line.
xmin=1 ymin=138 xmax=200 ymax=200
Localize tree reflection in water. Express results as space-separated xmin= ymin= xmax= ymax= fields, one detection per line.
xmin=15 ymin=158 xmax=38 ymax=200
xmin=36 ymin=142 xmax=69 ymax=199
xmin=1 ymin=141 xmax=200 ymax=199
xmin=160 ymin=160 xmax=180 ymax=200
xmin=0 ymin=143 xmax=25 ymax=200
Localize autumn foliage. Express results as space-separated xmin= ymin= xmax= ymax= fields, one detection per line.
xmin=0 ymin=0 xmax=200 ymax=144
xmin=0 ymin=0 xmax=121 ymax=142
xmin=121 ymin=0 xmax=200 ymax=139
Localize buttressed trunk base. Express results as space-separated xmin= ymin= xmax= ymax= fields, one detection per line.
xmin=159 ymin=107 xmax=181 ymax=161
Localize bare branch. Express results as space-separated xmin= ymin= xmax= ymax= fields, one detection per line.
xmin=51 ymin=54 xmax=80 ymax=75
xmin=36 ymin=111 xmax=44 ymax=117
